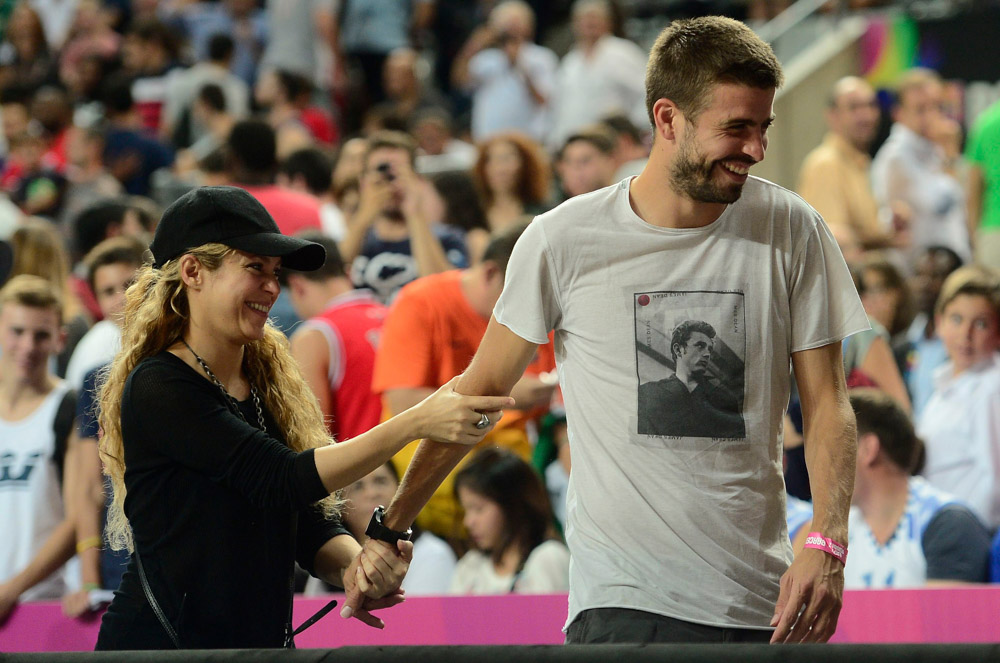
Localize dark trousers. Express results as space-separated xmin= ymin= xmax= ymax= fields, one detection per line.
xmin=566 ymin=608 xmax=774 ymax=644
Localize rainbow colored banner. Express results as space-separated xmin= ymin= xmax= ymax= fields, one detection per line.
xmin=861 ymin=15 xmax=921 ymax=87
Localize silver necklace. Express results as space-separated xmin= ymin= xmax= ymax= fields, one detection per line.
xmin=182 ymin=340 xmax=266 ymax=432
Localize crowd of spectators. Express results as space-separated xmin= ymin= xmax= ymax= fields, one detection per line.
xmin=0 ymin=0 xmax=999 ymax=633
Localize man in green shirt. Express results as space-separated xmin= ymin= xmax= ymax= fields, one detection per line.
xmin=965 ymin=99 xmax=1000 ymax=270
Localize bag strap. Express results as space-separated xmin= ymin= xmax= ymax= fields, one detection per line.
xmin=136 ymin=549 xmax=181 ymax=649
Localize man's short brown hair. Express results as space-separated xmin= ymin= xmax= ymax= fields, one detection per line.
xmin=83 ymin=236 xmax=148 ymax=293
xmin=645 ymin=16 xmax=784 ymax=125
xmin=363 ymin=130 xmax=418 ymax=170
xmin=0 ymin=274 xmax=63 ymax=323
xmin=559 ymin=124 xmax=616 ymax=160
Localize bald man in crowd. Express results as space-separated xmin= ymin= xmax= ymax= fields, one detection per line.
xmin=798 ymin=77 xmax=896 ymax=251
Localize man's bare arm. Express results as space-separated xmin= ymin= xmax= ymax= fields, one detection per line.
xmin=771 ymin=342 xmax=856 ymax=644
xmin=382 ymin=317 xmax=540 ymax=530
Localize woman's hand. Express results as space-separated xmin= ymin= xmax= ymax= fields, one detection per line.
xmin=341 ymin=539 xmax=412 ymax=629
xmin=411 ymin=376 xmax=515 ymax=445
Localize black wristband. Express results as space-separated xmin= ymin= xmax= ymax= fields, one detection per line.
xmin=365 ymin=505 xmax=412 ymax=546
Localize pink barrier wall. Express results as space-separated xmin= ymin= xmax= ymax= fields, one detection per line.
xmin=3 ymin=588 xmax=999 ymax=651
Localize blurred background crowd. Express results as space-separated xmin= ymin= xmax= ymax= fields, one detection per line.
xmin=1 ymin=0 xmax=1000 ymax=628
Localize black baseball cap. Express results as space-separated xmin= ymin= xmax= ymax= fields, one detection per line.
xmin=150 ymin=186 xmax=326 ymax=271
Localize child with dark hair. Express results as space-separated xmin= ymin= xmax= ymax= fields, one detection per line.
xmin=451 ymin=447 xmax=568 ymax=594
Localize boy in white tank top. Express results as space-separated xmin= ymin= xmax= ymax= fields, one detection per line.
xmin=0 ymin=275 xmax=79 ymax=620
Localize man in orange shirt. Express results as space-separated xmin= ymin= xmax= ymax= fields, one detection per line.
xmin=372 ymin=222 xmax=557 ymax=539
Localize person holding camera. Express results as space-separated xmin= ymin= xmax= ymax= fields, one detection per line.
xmin=451 ymin=1 xmax=557 ymax=143
xmin=339 ymin=131 xmax=468 ymax=304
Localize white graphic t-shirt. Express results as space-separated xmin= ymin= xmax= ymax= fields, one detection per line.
xmin=494 ymin=177 xmax=869 ymax=630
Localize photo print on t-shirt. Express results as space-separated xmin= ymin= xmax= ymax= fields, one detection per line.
xmin=634 ymin=290 xmax=746 ymax=439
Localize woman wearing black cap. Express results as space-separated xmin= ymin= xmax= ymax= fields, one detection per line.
xmin=94 ymin=187 xmax=512 ymax=649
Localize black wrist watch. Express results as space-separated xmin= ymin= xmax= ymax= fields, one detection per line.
xmin=365 ymin=505 xmax=412 ymax=545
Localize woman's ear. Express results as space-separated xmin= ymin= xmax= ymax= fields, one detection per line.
xmin=178 ymin=254 xmax=203 ymax=290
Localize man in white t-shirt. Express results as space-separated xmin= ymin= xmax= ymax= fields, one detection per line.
xmin=550 ymin=0 xmax=648 ymax=150
xmin=345 ymin=17 xmax=868 ymax=644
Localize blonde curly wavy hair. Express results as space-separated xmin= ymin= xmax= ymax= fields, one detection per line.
xmin=99 ymin=243 xmax=341 ymax=552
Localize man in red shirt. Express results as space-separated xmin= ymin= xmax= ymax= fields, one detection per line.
xmin=282 ymin=233 xmax=386 ymax=442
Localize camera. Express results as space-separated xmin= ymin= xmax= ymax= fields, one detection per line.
xmin=376 ymin=162 xmax=396 ymax=182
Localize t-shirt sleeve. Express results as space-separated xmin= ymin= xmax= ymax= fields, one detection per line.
xmin=515 ymin=541 xmax=570 ymax=593
xmin=788 ymin=213 xmax=870 ymax=353
xmin=123 ymin=358 xmax=329 ymax=510
xmin=295 ymin=505 xmax=351 ymax=579
xmin=372 ymin=284 xmax=438 ymax=393
xmin=922 ymin=504 xmax=992 ymax=583
xmin=493 ymin=219 xmax=562 ymax=345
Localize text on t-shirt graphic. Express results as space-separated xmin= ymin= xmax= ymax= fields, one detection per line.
xmin=634 ymin=289 xmax=746 ymax=439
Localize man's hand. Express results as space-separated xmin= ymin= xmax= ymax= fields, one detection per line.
xmin=340 ymin=539 xmax=413 ymax=629
xmin=769 ymin=548 xmax=844 ymax=643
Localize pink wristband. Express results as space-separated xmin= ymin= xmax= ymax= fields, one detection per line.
xmin=803 ymin=532 xmax=848 ymax=564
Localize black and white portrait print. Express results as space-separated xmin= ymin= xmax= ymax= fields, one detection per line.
xmin=634 ymin=290 xmax=746 ymax=439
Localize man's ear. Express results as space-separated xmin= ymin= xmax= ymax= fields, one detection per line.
xmin=481 ymin=260 xmax=503 ymax=287
xmin=651 ymin=98 xmax=683 ymax=143
xmin=858 ymin=431 xmax=881 ymax=466
xmin=285 ymin=272 xmax=307 ymax=296
xmin=178 ymin=254 xmax=203 ymax=290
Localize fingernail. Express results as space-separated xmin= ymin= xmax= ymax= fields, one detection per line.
xmin=341 ymin=606 xmax=353 ymax=619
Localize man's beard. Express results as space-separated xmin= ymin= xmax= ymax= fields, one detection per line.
xmin=669 ymin=131 xmax=749 ymax=205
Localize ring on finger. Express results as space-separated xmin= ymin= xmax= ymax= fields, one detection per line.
xmin=475 ymin=413 xmax=490 ymax=430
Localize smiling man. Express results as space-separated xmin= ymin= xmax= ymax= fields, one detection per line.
xmin=346 ymin=16 xmax=869 ymax=645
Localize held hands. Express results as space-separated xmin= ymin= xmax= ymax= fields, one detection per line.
xmin=769 ymin=548 xmax=845 ymax=643
xmin=340 ymin=539 xmax=413 ymax=628
xmin=414 ymin=376 xmax=514 ymax=445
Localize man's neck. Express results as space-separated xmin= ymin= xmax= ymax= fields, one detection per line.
xmin=830 ymin=131 xmax=869 ymax=158
xmin=373 ymin=214 xmax=409 ymax=241
xmin=630 ymin=166 xmax=728 ymax=229
xmin=674 ymin=365 xmax=699 ymax=392
xmin=459 ymin=268 xmax=493 ymax=320
xmin=854 ymin=471 xmax=910 ymax=544
xmin=579 ymin=36 xmax=601 ymax=55
xmin=0 ymin=372 xmax=53 ymax=417
xmin=307 ymin=278 xmax=357 ymax=318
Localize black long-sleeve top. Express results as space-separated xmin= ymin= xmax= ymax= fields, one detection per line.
xmin=96 ymin=352 xmax=349 ymax=650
